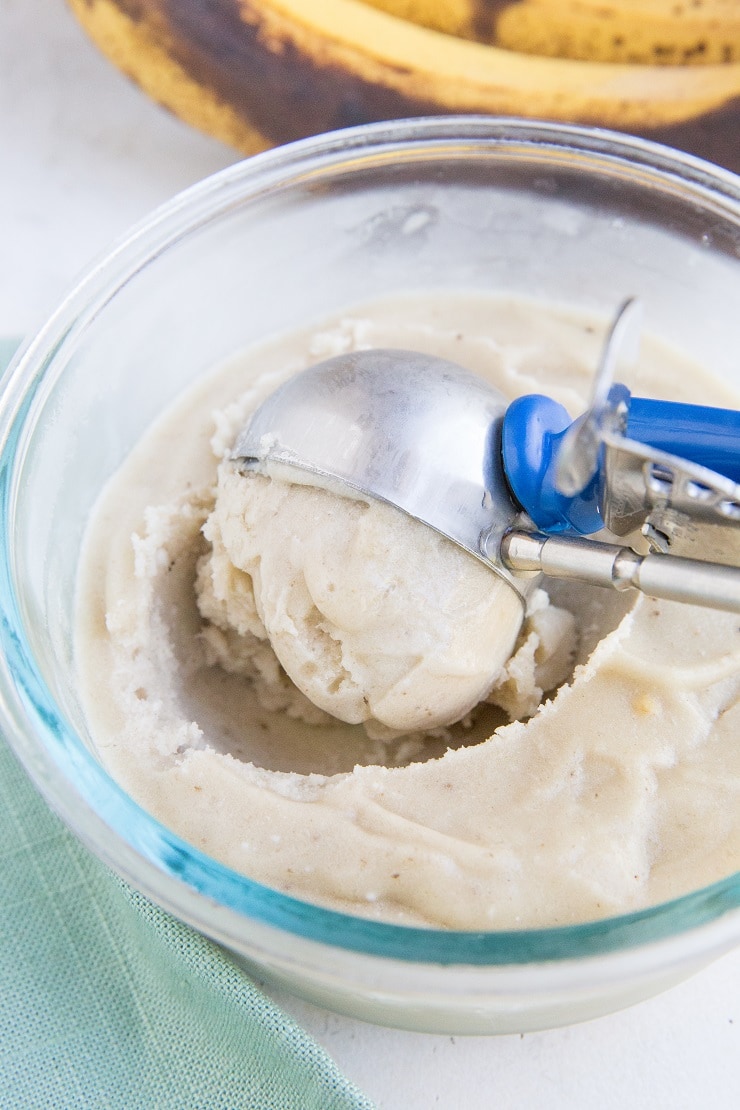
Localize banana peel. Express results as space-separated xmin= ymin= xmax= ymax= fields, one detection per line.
xmin=67 ymin=0 xmax=740 ymax=170
xmin=494 ymin=0 xmax=740 ymax=67
xmin=362 ymin=0 xmax=740 ymax=65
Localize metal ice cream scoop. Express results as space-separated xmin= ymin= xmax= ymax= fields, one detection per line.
xmin=232 ymin=301 xmax=740 ymax=613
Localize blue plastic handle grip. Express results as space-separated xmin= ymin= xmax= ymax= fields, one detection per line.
xmin=502 ymin=394 xmax=604 ymax=535
xmin=502 ymin=392 xmax=740 ymax=536
xmin=627 ymin=397 xmax=740 ymax=485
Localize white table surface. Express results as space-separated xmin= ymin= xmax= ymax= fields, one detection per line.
xmin=3 ymin=2 xmax=739 ymax=1106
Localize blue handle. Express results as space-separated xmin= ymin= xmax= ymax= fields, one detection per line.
xmin=502 ymin=394 xmax=604 ymax=535
xmin=502 ymin=391 xmax=740 ymax=536
xmin=627 ymin=397 xmax=740 ymax=484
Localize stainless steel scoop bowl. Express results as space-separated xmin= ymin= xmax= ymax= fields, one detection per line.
xmin=232 ymin=348 xmax=740 ymax=613
xmin=233 ymin=349 xmax=529 ymax=602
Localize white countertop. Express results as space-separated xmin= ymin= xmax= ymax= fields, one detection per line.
xmin=3 ymin=2 xmax=739 ymax=1106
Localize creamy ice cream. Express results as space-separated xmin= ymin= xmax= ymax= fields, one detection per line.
xmin=75 ymin=293 xmax=740 ymax=929
xmin=199 ymin=467 xmax=528 ymax=737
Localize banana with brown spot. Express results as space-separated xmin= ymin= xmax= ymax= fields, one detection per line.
xmin=361 ymin=0 xmax=740 ymax=64
xmin=67 ymin=0 xmax=740 ymax=169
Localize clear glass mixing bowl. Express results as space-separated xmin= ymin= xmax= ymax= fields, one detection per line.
xmin=1 ymin=117 xmax=739 ymax=1035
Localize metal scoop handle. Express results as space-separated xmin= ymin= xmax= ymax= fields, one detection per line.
xmin=502 ymin=529 xmax=740 ymax=613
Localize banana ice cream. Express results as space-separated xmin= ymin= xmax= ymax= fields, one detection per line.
xmin=198 ymin=469 xmax=532 ymax=738
xmin=75 ymin=293 xmax=740 ymax=929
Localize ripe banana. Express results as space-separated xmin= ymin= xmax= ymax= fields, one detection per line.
xmin=361 ymin=1 xmax=740 ymax=65
xmin=67 ymin=0 xmax=740 ymax=170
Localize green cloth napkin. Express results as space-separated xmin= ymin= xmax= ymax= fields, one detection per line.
xmin=0 ymin=340 xmax=375 ymax=1110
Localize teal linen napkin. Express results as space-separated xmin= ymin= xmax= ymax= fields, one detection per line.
xmin=0 ymin=340 xmax=375 ymax=1110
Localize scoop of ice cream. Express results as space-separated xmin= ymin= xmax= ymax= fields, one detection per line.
xmin=197 ymin=466 xmax=527 ymax=735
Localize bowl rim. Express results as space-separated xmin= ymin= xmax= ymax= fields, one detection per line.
xmin=1 ymin=114 xmax=739 ymax=968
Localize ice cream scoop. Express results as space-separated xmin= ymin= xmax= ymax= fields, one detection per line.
xmin=233 ymin=303 xmax=740 ymax=613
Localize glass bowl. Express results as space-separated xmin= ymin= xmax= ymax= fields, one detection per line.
xmin=1 ymin=117 xmax=739 ymax=1035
